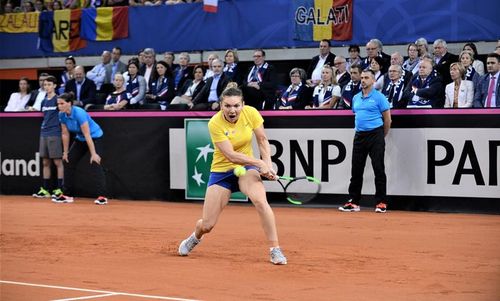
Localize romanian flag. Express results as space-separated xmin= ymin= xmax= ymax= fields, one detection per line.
xmin=80 ymin=7 xmax=128 ymax=41
xmin=203 ymin=0 xmax=218 ymax=13
xmin=293 ymin=0 xmax=353 ymax=41
xmin=38 ymin=9 xmax=87 ymax=53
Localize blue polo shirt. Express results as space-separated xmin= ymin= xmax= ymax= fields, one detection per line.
xmin=352 ymin=88 xmax=390 ymax=132
xmin=59 ymin=106 xmax=103 ymax=142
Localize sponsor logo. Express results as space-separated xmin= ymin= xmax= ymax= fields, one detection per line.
xmin=0 ymin=152 xmax=40 ymax=177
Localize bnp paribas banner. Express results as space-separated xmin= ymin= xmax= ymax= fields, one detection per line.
xmin=185 ymin=119 xmax=247 ymax=201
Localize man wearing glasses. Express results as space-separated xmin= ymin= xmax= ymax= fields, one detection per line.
xmin=333 ymin=56 xmax=351 ymax=89
xmin=361 ymin=39 xmax=390 ymax=74
xmin=241 ymin=49 xmax=276 ymax=110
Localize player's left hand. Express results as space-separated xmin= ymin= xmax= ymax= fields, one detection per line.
xmin=90 ymin=153 xmax=101 ymax=165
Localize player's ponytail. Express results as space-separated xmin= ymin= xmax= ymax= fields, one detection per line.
xmin=221 ymin=82 xmax=243 ymax=100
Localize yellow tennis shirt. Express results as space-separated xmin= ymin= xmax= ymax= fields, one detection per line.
xmin=208 ymin=105 xmax=264 ymax=172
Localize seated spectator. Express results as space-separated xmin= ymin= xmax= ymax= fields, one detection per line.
xmin=145 ymin=60 xmax=174 ymax=110
xmin=5 ymin=77 xmax=30 ymax=112
xmin=473 ymin=53 xmax=500 ymax=108
xmin=415 ymin=37 xmax=429 ymax=58
xmin=140 ymin=48 xmax=158 ymax=91
xmin=402 ymin=59 xmax=444 ymax=108
xmin=34 ymin=0 xmax=46 ymax=11
xmin=346 ymin=45 xmax=362 ymax=71
xmin=126 ymin=60 xmax=147 ymax=107
xmin=105 ymin=47 xmax=127 ymax=85
xmin=87 ymin=50 xmax=111 ymax=92
xmin=382 ymin=65 xmax=407 ymax=109
xmin=306 ymin=65 xmax=341 ymax=109
xmin=22 ymin=1 xmax=34 ymax=12
xmin=370 ymin=56 xmax=385 ymax=91
xmin=204 ymin=53 xmax=219 ymax=80
xmin=402 ymin=43 xmax=421 ymax=75
xmin=279 ymin=68 xmax=310 ymax=110
xmin=241 ymin=49 xmax=277 ymax=109
xmin=64 ymin=66 xmax=97 ymax=108
xmin=173 ymin=52 xmax=193 ymax=94
xmin=3 ymin=2 xmax=13 ymax=13
xmin=463 ymin=42 xmax=485 ymax=75
xmin=104 ymin=74 xmax=132 ymax=111
xmin=137 ymin=49 xmax=145 ymax=69
xmin=163 ymin=51 xmax=179 ymax=73
xmin=445 ymin=62 xmax=474 ymax=108
xmin=223 ymin=49 xmax=243 ymax=85
xmin=306 ymin=39 xmax=336 ymax=86
xmin=170 ymin=65 xmax=206 ymax=109
xmin=340 ymin=64 xmax=362 ymax=109
xmin=192 ymin=59 xmax=229 ymax=111
xmin=334 ymin=56 xmax=351 ymax=89
xmin=52 ymin=0 xmax=62 ymax=9
xmin=59 ymin=56 xmax=76 ymax=95
xmin=459 ymin=50 xmax=481 ymax=89
xmin=433 ymin=39 xmax=458 ymax=85
xmin=389 ymin=51 xmax=412 ymax=86
xmin=361 ymin=39 xmax=390 ymax=73
xmin=26 ymin=73 xmax=49 ymax=111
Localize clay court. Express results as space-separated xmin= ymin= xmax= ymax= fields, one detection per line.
xmin=1 ymin=196 xmax=500 ymax=301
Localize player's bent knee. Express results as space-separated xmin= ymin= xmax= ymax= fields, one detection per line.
xmin=200 ymin=221 xmax=215 ymax=234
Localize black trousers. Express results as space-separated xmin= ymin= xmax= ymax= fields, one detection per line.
xmin=64 ymin=138 xmax=107 ymax=197
xmin=348 ymin=126 xmax=386 ymax=204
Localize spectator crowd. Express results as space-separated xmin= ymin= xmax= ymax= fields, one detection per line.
xmin=4 ymin=38 xmax=500 ymax=112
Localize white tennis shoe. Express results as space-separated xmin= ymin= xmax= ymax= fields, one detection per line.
xmin=270 ymin=247 xmax=287 ymax=265
xmin=178 ymin=232 xmax=200 ymax=256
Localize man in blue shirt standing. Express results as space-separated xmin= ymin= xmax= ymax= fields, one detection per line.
xmin=339 ymin=69 xmax=392 ymax=213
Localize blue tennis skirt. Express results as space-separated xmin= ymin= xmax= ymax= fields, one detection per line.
xmin=207 ymin=165 xmax=258 ymax=192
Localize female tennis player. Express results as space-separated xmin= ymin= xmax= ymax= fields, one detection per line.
xmin=54 ymin=92 xmax=108 ymax=205
xmin=178 ymin=84 xmax=287 ymax=265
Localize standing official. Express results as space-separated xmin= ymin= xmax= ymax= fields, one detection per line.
xmin=339 ymin=69 xmax=391 ymax=213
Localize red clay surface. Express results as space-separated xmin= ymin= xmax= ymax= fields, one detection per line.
xmin=1 ymin=196 xmax=500 ymax=301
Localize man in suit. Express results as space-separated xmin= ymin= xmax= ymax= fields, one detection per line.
xmin=105 ymin=47 xmax=127 ymax=84
xmin=433 ymin=39 xmax=458 ymax=85
xmin=191 ymin=59 xmax=229 ymax=111
xmin=402 ymin=59 xmax=444 ymax=108
xmin=473 ymin=53 xmax=500 ymax=108
xmin=140 ymin=48 xmax=158 ymax=92
xmin=26 ymin=72 xmax=49 ymax=111
xmin=173 ymin=52 xmax=193 ymax=95
xmin=333 ymin=56 xmax=351 ymax=89
xmin=361 ymin=39 xmax=390 ymax=73
xmin=64 ymin=66 xmax=97 ymax=108
xmin=307 ymin=39 xmax=336 ymax=86
xmin=241 ymin=49 xmax=277 ymax=110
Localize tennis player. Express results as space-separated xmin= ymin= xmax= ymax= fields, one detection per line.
xmin=54 ymin=92 xmax=108 ymax=205
xmin=178 ymin=84 xmax=287 ymax=265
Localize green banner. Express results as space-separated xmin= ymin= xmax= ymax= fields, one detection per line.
xmin=185 ymin=119 xmax=247 ymax=201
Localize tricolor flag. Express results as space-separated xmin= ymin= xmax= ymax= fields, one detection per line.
xmin=203 ymin=0 xmax=218 ymax=13
xmin=38 ymin=9 xmax=87 ymax=53
xmin=293 ymin=0 xmax=353 ymax=41
xmin=80 ymin=7 xmax=128 ymax=41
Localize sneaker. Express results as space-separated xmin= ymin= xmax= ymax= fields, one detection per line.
xmin=338 ymin=201 xmax=360 ymax=212
xmin=178 ymin=232 xmax=200 ymax=256
xmin=375 ymin=202 xmax=387 ymax=213
xmin=270 ymin=247 xmax=287 ymax=265
xmin=51 ymin=194 xmax=74 ymax=203
xmin=33 ymin=187 xmax=50 ymax=198
xmin=51 ymin=188 xmax=63 ymax=199
xmin=94 ymin=196 xmax=108 ymax=205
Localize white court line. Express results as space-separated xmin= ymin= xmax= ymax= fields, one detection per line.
xmin=0 ymin=280 xmax=201 ymax=301
xmin=52 ymin=293 xmax=117 ymax=301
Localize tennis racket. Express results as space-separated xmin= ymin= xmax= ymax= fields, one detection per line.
xmin=276 ymin=176 xmax=321 ymax=205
